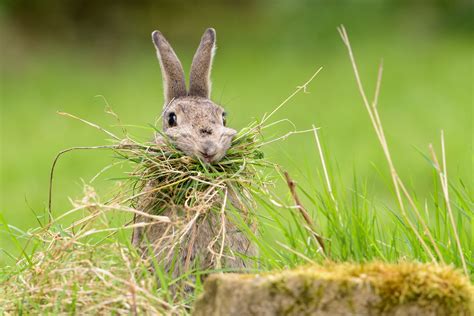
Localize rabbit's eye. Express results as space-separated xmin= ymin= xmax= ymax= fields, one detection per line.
xmin=168 ymin=112 xmax=177 ymax=127
xmin=222 ymin=112 xmax=227 ymax=126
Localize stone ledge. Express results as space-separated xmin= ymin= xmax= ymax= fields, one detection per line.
xmin=193 ymin=262 xmax=473 ymax=316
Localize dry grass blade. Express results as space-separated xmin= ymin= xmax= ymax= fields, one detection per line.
xmin=261 ymin=67 xmax=323 ymax=125
xmin=312 ymin=125 xmax=339 ymax=214
xmin=57 ymin=111 xmax=121 ymax=140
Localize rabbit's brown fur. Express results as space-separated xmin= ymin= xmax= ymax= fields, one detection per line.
xmin=132 ymin=28 xmax=256 ymax=280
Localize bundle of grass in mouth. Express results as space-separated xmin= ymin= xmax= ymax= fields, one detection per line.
xmin=122 ymin=123 xmax=266 ymax=281
xmin=125 ymin=124 xmax=264 ymax=213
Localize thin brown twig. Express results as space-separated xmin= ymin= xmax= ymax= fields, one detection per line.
xmin=284 ymin=171 xmax=325 ymax=254
xmin=48 ymin=146 xmax=116 ymax=222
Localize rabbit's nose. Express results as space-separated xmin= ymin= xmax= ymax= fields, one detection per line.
xmin=199 ymin=127 xmax=213 ymax=136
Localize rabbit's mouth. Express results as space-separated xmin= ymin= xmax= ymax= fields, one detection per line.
xmin=197 ymin=139 xmax=227 ymax=164
xmin=199 ymin=152 xmax=218 ymax=164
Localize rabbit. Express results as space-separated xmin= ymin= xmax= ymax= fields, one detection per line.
xmin=131 ymin=28 xmax=256 ymax=285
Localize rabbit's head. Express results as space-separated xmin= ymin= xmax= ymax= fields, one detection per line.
xmin=152 ymin=28 xmax=236 ymax=164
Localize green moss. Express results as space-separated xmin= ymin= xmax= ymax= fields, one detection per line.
xmin=261 ymin=261 xmax=473 ymax=314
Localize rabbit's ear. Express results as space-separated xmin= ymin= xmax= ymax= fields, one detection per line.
xmin=152 ymin=31 xmax=187 ymax=105
xmin=189 ymin=28 xmax=216 ymax=98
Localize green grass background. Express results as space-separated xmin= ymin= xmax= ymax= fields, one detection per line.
xmin=1 ymin=1 xmax=473 ymax=263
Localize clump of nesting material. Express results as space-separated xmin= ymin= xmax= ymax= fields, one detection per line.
xmin=115 ymin=123 xmax=270 ymax=280
xmin=121 ymin=124 xmax=265 ymax=214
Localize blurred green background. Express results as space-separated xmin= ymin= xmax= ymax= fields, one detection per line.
xmin=1 ymin=1 xmax=473 ymax=253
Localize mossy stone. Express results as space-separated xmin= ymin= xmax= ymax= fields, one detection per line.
xmin=193 ymin=262 xmax=473 ymax=316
